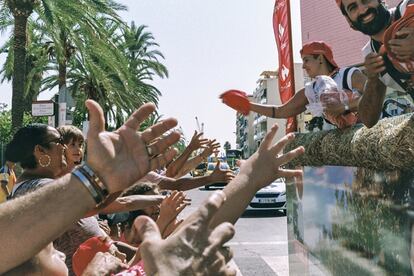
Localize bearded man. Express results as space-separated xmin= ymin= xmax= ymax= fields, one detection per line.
xmin=337 ymin=0 xmax=414 ymax=127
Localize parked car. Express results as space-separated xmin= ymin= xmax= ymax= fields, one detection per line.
xmin=204 ymin=162 xmax=230 ymax=189
xmin=246 ymin=178 xmax=286 ymax=214
xmin=191 ymin=162 xmax=207 ymax=177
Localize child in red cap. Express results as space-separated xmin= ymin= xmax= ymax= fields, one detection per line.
xmin=72 ymin=236 xmax=146 ymax=276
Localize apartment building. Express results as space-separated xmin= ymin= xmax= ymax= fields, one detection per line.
xmin=236 ymin=64 xmax=304 ymax=157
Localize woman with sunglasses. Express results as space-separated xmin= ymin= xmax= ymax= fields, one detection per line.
xmin=7 ymin=124 xmax=68 ymax=198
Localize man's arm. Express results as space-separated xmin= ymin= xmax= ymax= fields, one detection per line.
xmin=0 ymin=100 xmax=180 ymax=273
xmin=97 ymin=194 xmax=164 ymax=214
xmin=209 ymin=124 xmax=304 ymax=227
xmin=159 ymin=164 xmax=234 ymax=191
xmin=250 ymin=88 xmax=307 ymax=118
xmin=0 ymin=174 xmax=95 ymax=273
xmin=358 ymin=53 xmax=387 ymax=128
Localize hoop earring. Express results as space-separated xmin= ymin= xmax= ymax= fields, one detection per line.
xmin=39 ymin=155 xmax=51 ymax=168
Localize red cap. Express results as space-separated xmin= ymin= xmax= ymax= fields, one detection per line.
xmin=335 ymin=0 xmax=342 ymax=7
xmin=382 ymin=4 xmax=414 ymax=73
xmin=220 ymin=90 xmax=251 ymax=115
xmin=72 ymin=236 xmax=113 ymax=276
xmin=300 ymin=41 xmax=339 ymax=69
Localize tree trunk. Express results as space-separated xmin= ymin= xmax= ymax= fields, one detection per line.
xmin=11 ymin=14 xmax=28 ymax=133
xmin=285 ymin=114 xmax=414 ymax=171
xmin=58 ymin=33 xmax=68 ymax=90
xmin=58 ymin=61 xmax=67 ymax=90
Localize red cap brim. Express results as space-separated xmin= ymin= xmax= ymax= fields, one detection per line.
xmin=220 ymin=90 xmax=250 ymax=115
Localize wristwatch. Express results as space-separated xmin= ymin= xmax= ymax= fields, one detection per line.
xmin=343 ymin=104 xmax=351 ymax=114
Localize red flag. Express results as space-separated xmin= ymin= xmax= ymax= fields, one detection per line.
xmin=273 ymin=0 xmax=296 ymax=133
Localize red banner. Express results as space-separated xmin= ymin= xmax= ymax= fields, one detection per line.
xmin=273 ymin=0 xmax=297 ymax=133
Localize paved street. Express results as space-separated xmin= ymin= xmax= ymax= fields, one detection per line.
xmin=181 ymin=187 xmax=289 ymax=276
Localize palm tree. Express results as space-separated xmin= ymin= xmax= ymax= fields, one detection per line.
xmin=0 ymin=20 xmax=52 ymax=113
xmin=0 ymin=0 xmax=125 ymax=132
xmin=43 ymin=21 xmax=169 ymax=128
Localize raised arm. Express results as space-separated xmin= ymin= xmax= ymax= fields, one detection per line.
xmin=165 ymin=131 xmax=209 ymax=178
xmin=175 ymin=139 xmax=220 ymax=178
xmin=0 ymin=100 xmax=180 ymax=273
xmin=158 ymin=162 xmax=234 ymax=191
xmin=97 ymin=194 xmax=165 ymax=214
xmin=209 ymin=124 xmax=304 ymax=227
xmin=250 ymin=88 xmax=307 ymax=118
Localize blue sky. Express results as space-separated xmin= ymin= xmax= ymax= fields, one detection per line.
xmin=0 ymin=1 xmax=302 ymax=148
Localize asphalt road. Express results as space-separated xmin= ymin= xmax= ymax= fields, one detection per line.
xmin=180 ymin=187 xmax=289 ymax=276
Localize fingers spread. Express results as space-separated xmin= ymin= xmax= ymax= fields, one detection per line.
xmin=85 ymin=100 xmax=105 ymax=137
xmin=147 ymin=131 xmax=180 ymax=157
xmin=124 ymin=103 xmax=156 ymax=130
xmin=141 ymin=118 xmax=179 ymax=143
xmin=196 ymin=191 xmax=226 ymax=224
xmin=208 ymin=223 xmax=235 ymax=251
xmin=149 ymin=148 xmax=178 ymax=172
xmin=270 ymin=132 xmax=295 ymax=155
xmin=276 ymin=146 xmax=305 ymax=166
xmin=260 ymin=124 xmax=279 ymax=150
xmin=277 ymin=168 xmax=304 ymax=179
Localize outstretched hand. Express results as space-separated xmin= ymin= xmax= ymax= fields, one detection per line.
xmin=188 ymin=131 xmax=209 ymax=151
xmin=201 ymin=139 xmax=220 ymax=159
xmin=85 ymin=100 xmax=181 ymax=193
xmin=239 ymin=124 xmax=304 ymax=190
xmin=136 ymin=191 xmax=236 ymax=276
xmin=210 ymin=161 xmax=235 ymax=183
xmin=157 ymin=191 xmax=189 ymax=236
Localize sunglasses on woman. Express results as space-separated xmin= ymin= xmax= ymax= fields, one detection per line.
xmin=41 ymin=136 xmax=65 ymax=146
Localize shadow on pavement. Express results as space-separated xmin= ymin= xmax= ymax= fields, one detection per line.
xmin=241 ymin=209 xmax=286 ymax=218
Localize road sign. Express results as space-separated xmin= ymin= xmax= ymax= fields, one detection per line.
xmin=32 ymin=101 xmax=54 ymax=117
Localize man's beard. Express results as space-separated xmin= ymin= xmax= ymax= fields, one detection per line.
xmin=350 ymin=3 xmax=391 ymax=36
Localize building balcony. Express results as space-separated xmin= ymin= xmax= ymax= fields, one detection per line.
xmin=253 ymin=115 xmax=267 ymax=126
xmin=254 ymin=131 xmax=266 ymax=141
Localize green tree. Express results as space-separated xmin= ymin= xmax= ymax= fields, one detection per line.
xmin=0 ymin=0 xmax=125 ymax=132
xmin=43 ymin=21 xmax=168 ymax=128
xmin=0 ymin=20 xmax=51 ymax=113
xmin=0 ymin=109 xmax=47 ymax=144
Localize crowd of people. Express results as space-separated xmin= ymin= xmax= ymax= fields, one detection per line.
xmin=0 ymin=100 xmax=303 ymax=275
xmin=1 ymin=0 xmax=413 ymax=275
